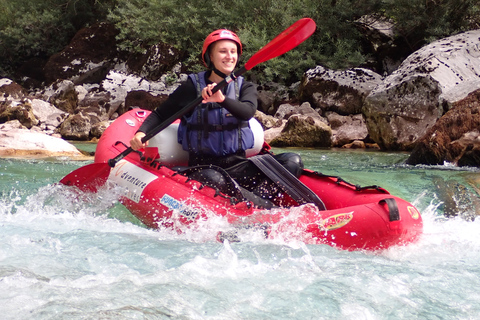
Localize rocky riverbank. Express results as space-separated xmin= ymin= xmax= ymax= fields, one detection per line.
xmin=1 ymin=22 xmax=479 ymax=166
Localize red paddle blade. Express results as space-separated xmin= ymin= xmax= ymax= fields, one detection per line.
xmin=244 ymin=18 xmax=316 ymax=70
xmin=60 ymin=162 xmax=111 ymax=192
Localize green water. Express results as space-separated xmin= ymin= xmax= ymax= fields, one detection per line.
xmin=1 ymin=147 xmax=480 ymax=319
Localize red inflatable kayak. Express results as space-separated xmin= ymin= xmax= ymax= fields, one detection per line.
xmin=93 ymin=109 xmax=423 ymax=251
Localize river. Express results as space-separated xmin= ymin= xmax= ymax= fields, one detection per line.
xmin=1 ymin=146 xmax=479 ymax=319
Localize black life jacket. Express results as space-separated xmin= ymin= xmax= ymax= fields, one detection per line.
xmin=177 ymin=71 xmax=254 ymax=156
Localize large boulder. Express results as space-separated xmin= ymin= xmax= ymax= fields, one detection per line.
xmin=43 ymin=22 xmax=118 ymax=85
xmin=364 ymin=29 xmax=480 ymax=151
xmin=125 ymin=44 xmax=183 ymax=81
xmin=300 ymin=66 xmax=383 ymax=115
xmin=0 ymin=121 xmax=84 ymax=158
xmin=406 ymin=89 xmax=480 ymax=166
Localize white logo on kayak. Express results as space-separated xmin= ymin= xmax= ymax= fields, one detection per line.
xmin=108 ymin=160 xmax=157 ymax=203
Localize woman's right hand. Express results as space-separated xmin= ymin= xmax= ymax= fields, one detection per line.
xmin=130 ymin=132 xmax=148 ymax=151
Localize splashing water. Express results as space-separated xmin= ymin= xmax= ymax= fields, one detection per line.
xmin=1 ymin=150 xmax=480 ymax=319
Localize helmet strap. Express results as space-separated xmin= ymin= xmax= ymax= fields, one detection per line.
xmin=212 ymin=66 xmax=228 ymax=79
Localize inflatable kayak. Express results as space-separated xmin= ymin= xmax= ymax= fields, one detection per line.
xmin=92 ymin=109 xmax=423 ymax=251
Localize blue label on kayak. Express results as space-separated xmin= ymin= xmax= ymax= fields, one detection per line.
xmin=160 ymin=194 xmax=198 ymax=221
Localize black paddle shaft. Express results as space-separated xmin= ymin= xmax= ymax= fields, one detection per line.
xmin=107 ymin=66 xmax=247 ymax=167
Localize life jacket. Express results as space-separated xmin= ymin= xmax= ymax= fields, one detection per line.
xmin=177 ymin=71 xmax=254 ymax=156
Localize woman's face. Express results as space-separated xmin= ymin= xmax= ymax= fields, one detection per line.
xmin=209 ymin=40 xmax=238 ymax=75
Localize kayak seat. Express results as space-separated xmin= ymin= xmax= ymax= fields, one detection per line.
xmin=173 ymin=165 xmax=276 ymax=209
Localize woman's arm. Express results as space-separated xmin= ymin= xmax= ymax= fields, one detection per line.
xmin=219 ymin=81 xmax=257 ymax=120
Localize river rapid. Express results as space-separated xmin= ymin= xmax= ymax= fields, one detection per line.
xmin=1 ymin=147 xmax=480 ymax=319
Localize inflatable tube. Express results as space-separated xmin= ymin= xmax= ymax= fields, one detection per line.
xmin=147 ymin=117 xmax=264 ymax=167
xmin=95 ymin=109 xmax=265 ymax=167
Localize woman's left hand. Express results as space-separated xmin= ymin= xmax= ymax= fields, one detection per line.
xmin=202 ymin=83 xmax=225 ymax=103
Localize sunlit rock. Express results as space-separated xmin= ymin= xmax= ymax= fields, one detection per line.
xmin=0 ymin=123 xmax=83 ymax=158
xmin=364 ymin=29 xmax=480 ymax=151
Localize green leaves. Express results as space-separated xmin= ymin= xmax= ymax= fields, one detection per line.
xmin=1 ymin=0 xmax=479 ymax=85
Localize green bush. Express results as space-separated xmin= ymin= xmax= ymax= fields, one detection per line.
xmin=107 ymin=0 xmax=376 ymax=84
xmin=1 ymin=0 xmax=478 ymax=85
xmin=0 ymin=0 xmax=113 ymax=78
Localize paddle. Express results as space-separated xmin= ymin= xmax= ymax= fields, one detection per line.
xmin=60 ymin=18 xmax=317 ymax=191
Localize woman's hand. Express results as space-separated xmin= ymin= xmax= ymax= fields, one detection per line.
xmin=202 ymin=83 xmax=225 ymax=103
xmin=130 ymin=132 xmax=148 ymax=151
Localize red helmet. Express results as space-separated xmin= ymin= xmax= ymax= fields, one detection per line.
xmin=202 ymin=29 xmax=242 ymax=68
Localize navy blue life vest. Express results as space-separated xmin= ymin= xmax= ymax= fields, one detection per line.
xmin=177 ymin=71 xmax=254 ymax=156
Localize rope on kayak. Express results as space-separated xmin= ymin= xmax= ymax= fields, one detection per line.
xmin=249 ymin=154 xmax=326 ymax=210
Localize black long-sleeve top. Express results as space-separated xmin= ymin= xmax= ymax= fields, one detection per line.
xmin=137 ymin=71 xmax=258 ymax=134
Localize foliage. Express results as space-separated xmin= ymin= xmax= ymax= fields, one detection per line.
xmin=382 ymin=0 xmax=480 ymax=51
xmin=107 ymin=0 xmax=379 ymax=84
xmin=0 ymin=0 xmax=114 ymax=77
xmin=1 ymin=0 xmax=479 ymax=85
xmin=107 ymin=0 xmax=479 ymax=84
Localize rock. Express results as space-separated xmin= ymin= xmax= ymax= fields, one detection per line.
xmin=354 ymin=15 xmax=406 ymax=74
xmin=125 ymin=90 xmax=169 ymax=112
xmin=254 ymin=110 xmax=283 ymax=130
xmin=125 ymin=43 xmax=182 ymax=81
xmin=326 ymin=112 xmax=368 ymax=147
xmin=1 ymin=120 xmax=26 ymax=130
xmin=406 ymin=89 xmax=480 ymax=166
xmin=257 ymin=89 xmax=276 ymax=114
xmin=342 ymin=140 xmax=366 ymax=149
xmin=45 ymin=80 xmax=78 ymax=114
xmin=0 ymin=79 xmax=28 ymax=99
xmin=274 ymin=103 xmax=296 ymax=119
xmin=100 ymin=70 xmax=184 ymax=117
xmin=256 ymin=82 xmax=291 ymax=114
xmin=44 ymin=22 xmax=118 ymax=85
xmin=0 ymin=125 xmax=84 ymax=158
xmin=77 ymin=90 xmax=112 ymax=118
xmin=0 ymin=101 xmax=39 ymax=128
xmin=455 ymin=131 xmax=480 ymax=167
xmin=263 ymin=124 xmax=286 ymax=144
xmin=300 ymin=66 xmax=383 ymax=115
xmin=91 ymin=120 xmax=112 ymax=139
xmin=269 ymin=115 xmax=332 ymax=148
xmin=364 ymin=29 xmax=480 ymax=151
xmin=30 ymin=99 xmax=66 ymax=128
xmin=59 ymin=113 xmax=94 ymax=140
xmin=275 ymin=102 xmax=323 ymax=121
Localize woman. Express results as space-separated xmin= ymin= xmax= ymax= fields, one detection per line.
xmin=130 ymin=29 xmax=256 ymax=168
xmin=130 ymin=29 xmax=303 ymax=207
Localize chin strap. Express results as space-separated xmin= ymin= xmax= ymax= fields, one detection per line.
xmin=212 ymin=67 xmax=228 ymax=79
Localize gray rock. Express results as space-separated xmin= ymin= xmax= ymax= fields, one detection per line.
xmin=364 ymin=29 xmax=480 ymax=151
xmin=300 ymin=66 xmax=383 ymax=115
